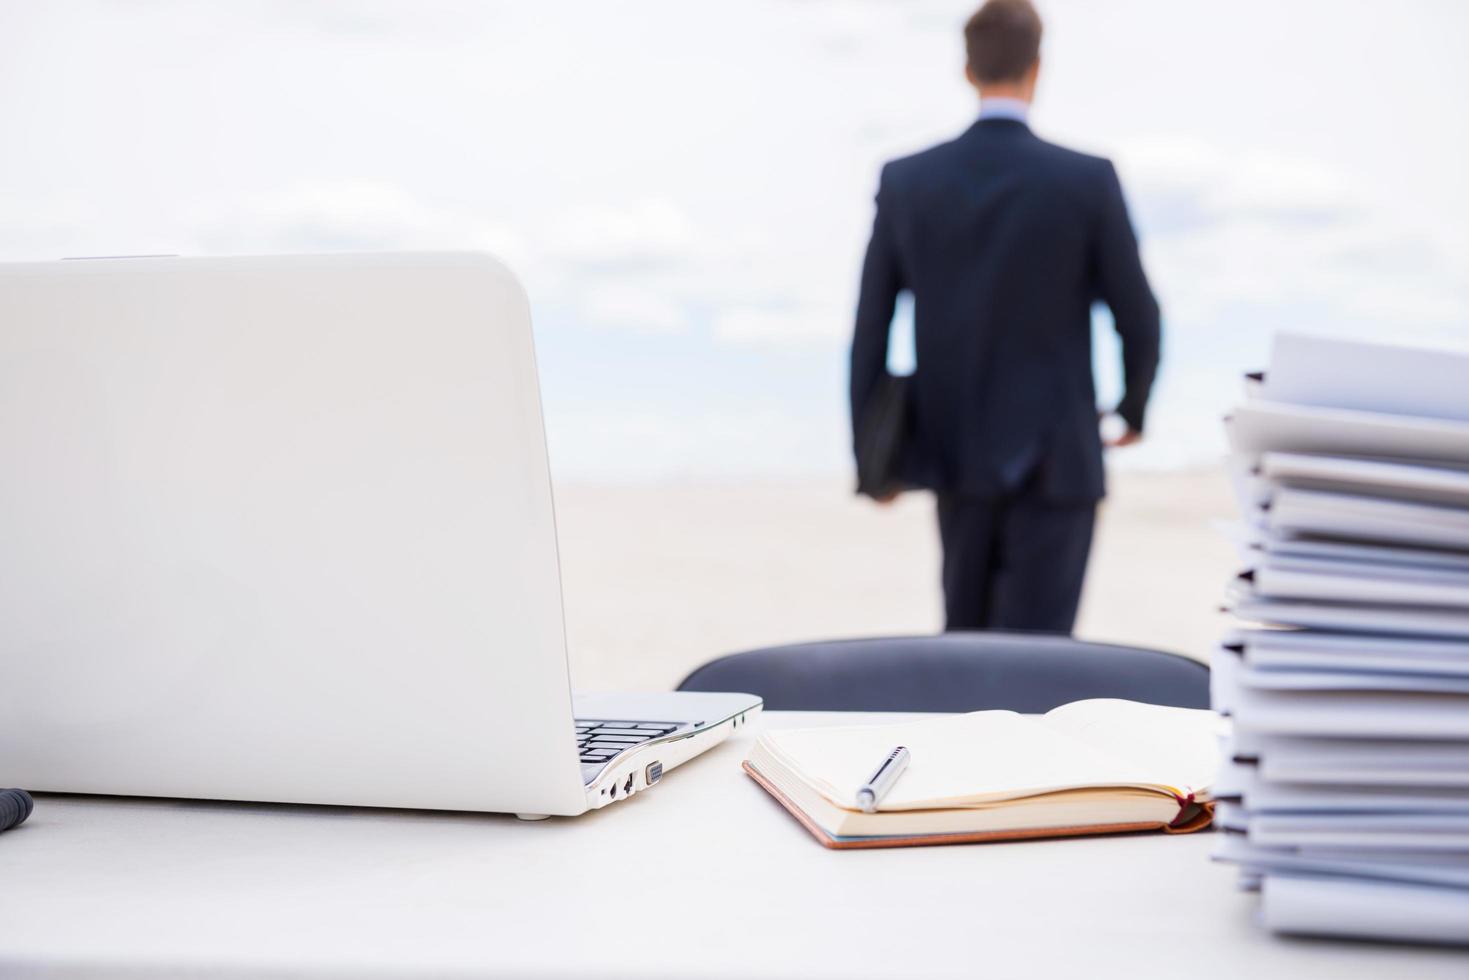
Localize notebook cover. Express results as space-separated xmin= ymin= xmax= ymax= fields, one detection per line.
xmin=743 ymin=760 xmax=1214 ymax=850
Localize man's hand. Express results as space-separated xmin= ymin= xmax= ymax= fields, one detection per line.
xmin=1098 ymin=409 xmax=1144 ymax=449
xmin=1104 ymin=427 xmax=1143 ymax=449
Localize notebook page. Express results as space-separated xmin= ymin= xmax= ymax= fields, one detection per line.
xmin=758 ymin=710 xmax=1183 ymax=810
xmin=1041 ymin=699 xmax=1227 ymax=797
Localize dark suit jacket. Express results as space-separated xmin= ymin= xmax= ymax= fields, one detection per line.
xmin=850 ymin=117 xmax=1160 ymax=503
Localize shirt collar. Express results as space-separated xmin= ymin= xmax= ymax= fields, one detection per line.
xmin=978 ymin=97 xmax=1030 ymax=123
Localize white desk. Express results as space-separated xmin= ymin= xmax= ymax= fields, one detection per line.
xmin=1 ymin=711 xmax=1463 ymax=979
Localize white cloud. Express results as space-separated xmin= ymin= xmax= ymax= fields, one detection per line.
xmin=713 ymin=306 xmax=847 ymax=346
xmin=544 ymin=198 xmax=693 ymax=270
xmin=1224 ymin=150 xmax=1361 ymax=221
xmin=264 ymin=0 xmax=496 ymax=40
xmin=0 ymin=193 xmax=93 ymax=260
xmin=580 ymin=283 xmax=687 ymax=335
xmin=545 ymin=404 xmax=846 ymax=482
xmin=1115 ymin=137 xmax=1469 ymax=336
xmin=193 ymin=180 xmax=528 ymax=267
xmin=195 ymin=185 xmax=711 ymax=338
xmin=1120 ymin=137 xmax=1362 ymax=219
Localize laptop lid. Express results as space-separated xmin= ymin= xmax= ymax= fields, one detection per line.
xmin=0 ymin=253 xmax=589 ymax=815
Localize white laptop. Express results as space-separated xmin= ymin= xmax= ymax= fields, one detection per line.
xmin=0 ymin=253 xmax=760 ymax=819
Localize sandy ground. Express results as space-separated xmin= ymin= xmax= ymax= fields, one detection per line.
xmin=554 ymin=467 xmax=1238 ymax=691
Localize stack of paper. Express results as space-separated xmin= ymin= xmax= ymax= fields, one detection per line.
xmin=1214 ymin=333 xmax=1469 ymax=946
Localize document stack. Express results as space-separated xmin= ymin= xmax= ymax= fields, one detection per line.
xmin=1213 ymin=333 xmax=1469 ymax=946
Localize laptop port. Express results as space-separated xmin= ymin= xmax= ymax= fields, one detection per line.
xmin=623 ymin=774 xmax=634 ymax=795
xmin=644 ymin=761 xmax=663 ymax=785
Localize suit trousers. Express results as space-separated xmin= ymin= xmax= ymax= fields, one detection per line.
xmin=936 ymin=487 xmax=1096 ymax=634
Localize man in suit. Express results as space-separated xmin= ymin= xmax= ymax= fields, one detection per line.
xmin=850 ymin=0 xmax=1160 ymax=634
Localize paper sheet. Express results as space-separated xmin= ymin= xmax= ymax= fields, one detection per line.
xmin=1262 ymin=874 xmax=1469 ymax=945
xmin=1264 ymin=332 xmax=1469 ymax=423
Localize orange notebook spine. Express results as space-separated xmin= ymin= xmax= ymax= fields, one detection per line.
xmin=743 ymin=760 xmax=1214 ymax=850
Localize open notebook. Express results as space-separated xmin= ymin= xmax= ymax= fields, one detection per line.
xmin=745 ymin=699 xmax=1226 ymax=849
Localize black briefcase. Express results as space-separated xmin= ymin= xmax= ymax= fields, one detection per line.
xmin=854 ymin=373 xmax=912 ymax=500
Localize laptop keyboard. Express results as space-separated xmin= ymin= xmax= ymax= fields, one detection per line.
xmin=576 ymin=720 xmax=682 ymax=766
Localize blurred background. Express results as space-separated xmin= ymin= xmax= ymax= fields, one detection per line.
xmin=3 ymin=0 xmax=1466 ymax=686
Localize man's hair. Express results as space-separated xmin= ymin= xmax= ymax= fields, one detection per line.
xmin=964 ymin=0 xmax=1043 ymax=84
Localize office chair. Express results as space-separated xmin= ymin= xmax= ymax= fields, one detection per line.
xmin=0 ymin=788 xmax=32 ymax=833
xmin=676 ymin=633 xmax=1210 ymax=713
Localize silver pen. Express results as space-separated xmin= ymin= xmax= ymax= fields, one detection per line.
xmin=856 ymin=746 xmax=910 ymax=813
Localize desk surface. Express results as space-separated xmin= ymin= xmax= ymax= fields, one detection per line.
xmin=1 ymin=711 xmax=1463 ymax=979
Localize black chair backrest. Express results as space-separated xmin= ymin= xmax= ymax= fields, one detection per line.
xmin=676 ymin=633 xmax=1209 ymax=713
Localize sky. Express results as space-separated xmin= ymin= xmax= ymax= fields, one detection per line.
xmin=2 ymin=0 xmax=1467 ymax=482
